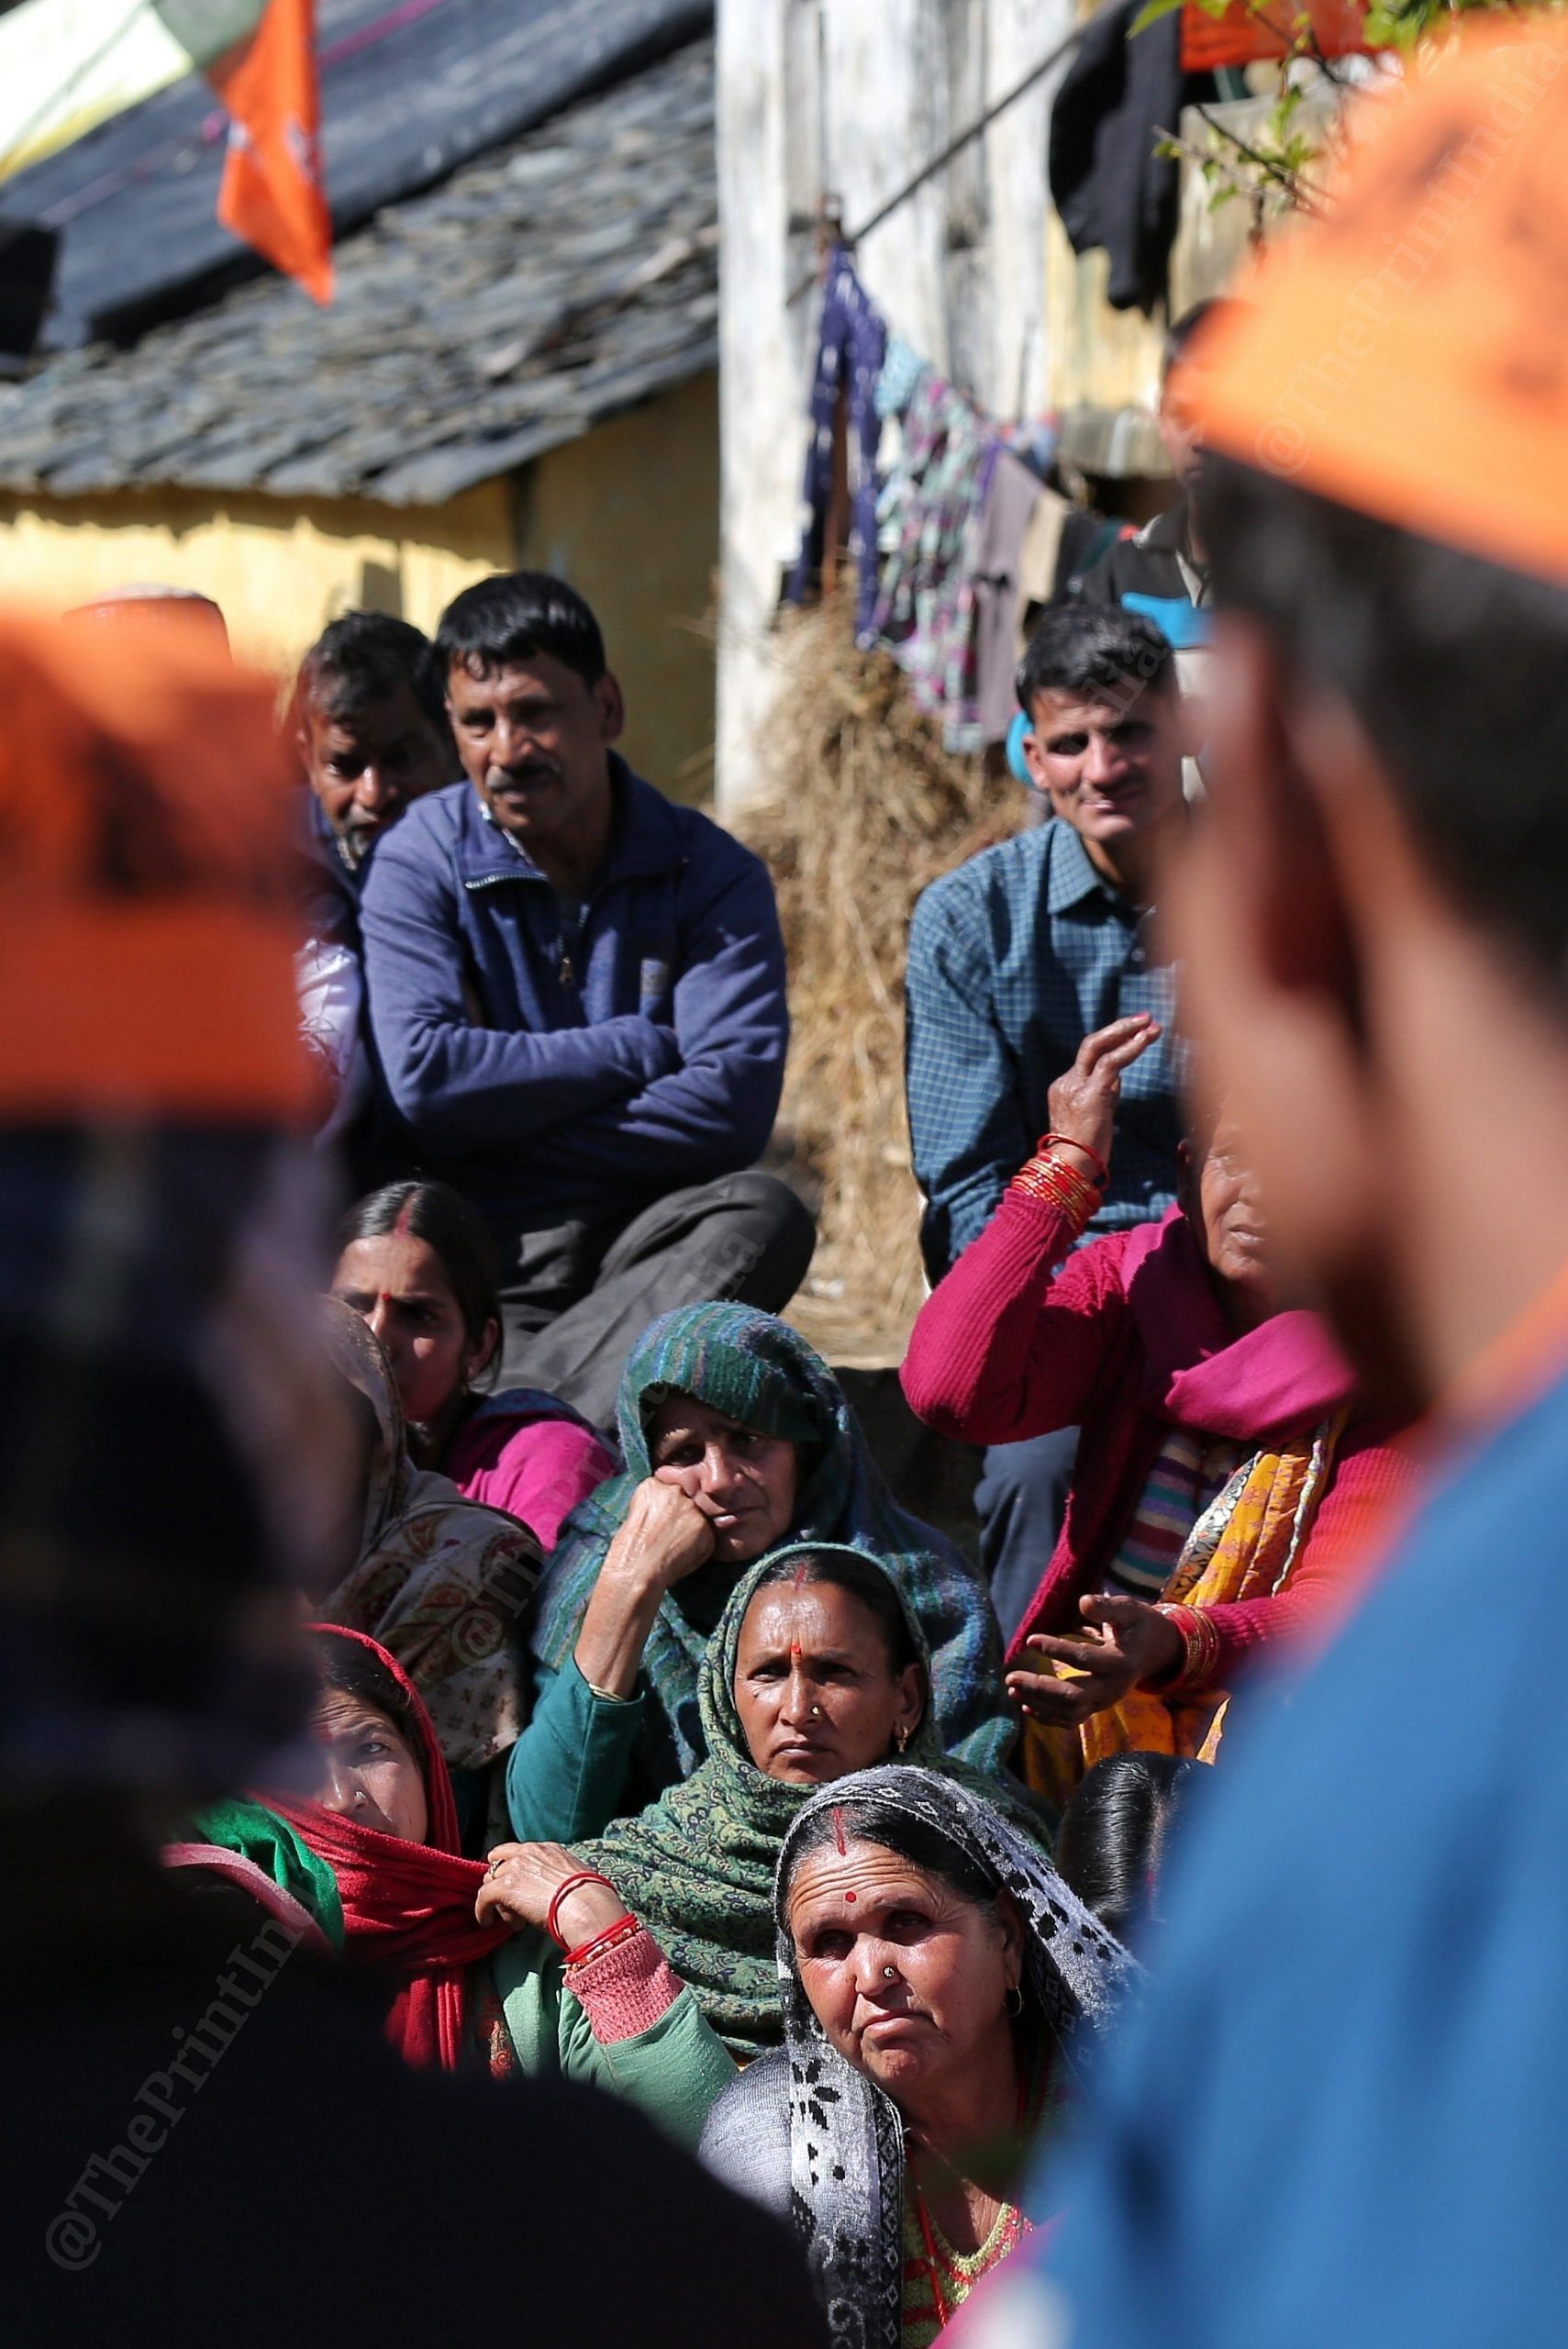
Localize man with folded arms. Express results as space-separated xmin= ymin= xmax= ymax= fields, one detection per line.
xmin=361 ymin=571 xmax=813 ymax=1429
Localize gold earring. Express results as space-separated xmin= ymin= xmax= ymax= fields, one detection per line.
xmin=1006 ymin=1983 xmax=1023 ymax=2019
xmin=895 ymin=1724 xmax=910 ymax=1753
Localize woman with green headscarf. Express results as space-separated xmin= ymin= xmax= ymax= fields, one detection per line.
xmin=509 ymin=1302 xmax=1011 ymax=1845
xmin=484 ymin=1543 xmax=1048 ymax=2130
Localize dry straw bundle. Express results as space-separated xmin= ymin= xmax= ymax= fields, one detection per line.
xmin=738 ymin=596 xmax=1024 ymax=1362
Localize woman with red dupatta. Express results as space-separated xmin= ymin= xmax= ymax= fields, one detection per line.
xmin=265 ymin=1628 xmax=735 ymax=2145
xmin=271 ymin=1628 xmax=508 ymax=2073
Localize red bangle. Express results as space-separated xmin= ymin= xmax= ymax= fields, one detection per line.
xmin=1041 ymin=1131 xmax=1110 ymax=1189
xmin=1155 ymin=1603 xmax=1223 ymax=1693
xmin=1009 ymin=1153 xmax=1100 ymax=1235
xmin=563 ymin=1914 xmax=641 ymax=1971
xmin=545 ymin=1870 xmax=617 ymax=1949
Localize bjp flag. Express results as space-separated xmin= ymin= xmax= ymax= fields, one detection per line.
xmin=208 ymin=0 xmax=332 ymax=304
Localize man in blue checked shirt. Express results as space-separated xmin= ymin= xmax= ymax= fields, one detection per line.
xmin=905 ymin=603 xmax=1186 ymax=1636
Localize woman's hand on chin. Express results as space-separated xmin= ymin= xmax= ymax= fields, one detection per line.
xmin=1005 ymin=1595 xmax=1184 ymax=1725
xmin=574 ymin=1478 xmax=718 ymax=1700
xmin=474 ymin=1842 xmax=626 ymax=1944
xmin=608 ymin=1474 xmax=718 ymax=1594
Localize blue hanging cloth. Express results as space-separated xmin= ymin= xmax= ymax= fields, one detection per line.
xmin=786 ymin=244 xmax=888 ymax=643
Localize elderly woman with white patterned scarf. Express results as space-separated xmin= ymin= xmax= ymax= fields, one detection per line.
xmin=699 ymin=1766 xmax=1133 ymax=2348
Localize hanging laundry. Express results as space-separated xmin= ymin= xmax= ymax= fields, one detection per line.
xmin=1016 ymin=479 xmax=1079 ymax=634
xmin=1183 ymin=0 xmax=1373 ymax=69
xmin=969 ymin=444 xmax=1050 ymax=748
xmin=787 ymin=244 xmax=888 ymax=643
xmin=874 ymin=334 xmax=928 ymax=422
xmin=872 ymin=362 xmax=996 ymax=752
xmin=1049 ymin=0 xmax=1194 ymax=316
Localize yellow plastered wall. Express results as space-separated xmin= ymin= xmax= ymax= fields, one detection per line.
xmin=1045 ymin=0 xmax=1167 ymax=421
xmin=0 ymin=477 xmax=514 ymax=685
xmin=0 ymin=368 xmax=719 ymax=798
xmin=517 ymin=370 xmax=719 ymax=801
xmin=1046 ymin=217 xmax=1166 ymax=419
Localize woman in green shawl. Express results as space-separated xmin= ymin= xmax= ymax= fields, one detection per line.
xmin=510 ymin=1302 xmax=1011 ymax=1845
xmin=165 ymin=1798 xmax=346 ymax=1954
xmin=485 ymin=1542 xmax=1047 ymax=2072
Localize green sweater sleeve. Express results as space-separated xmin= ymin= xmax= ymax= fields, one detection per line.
xmin=492 ymin=1932 xmax=737 ymax=2153
xmin=505 ymin=1658 xmax=646 ymax=1842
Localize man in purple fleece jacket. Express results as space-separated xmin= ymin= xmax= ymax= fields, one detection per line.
xmin=361 ymin=572 xmax=814 ymax=1430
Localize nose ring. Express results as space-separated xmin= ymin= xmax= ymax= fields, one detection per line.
xmin=808 ymin=1703 xmax=822 ymax=1720
xmin=883 ymin=1965 xmax=897 ymax=1981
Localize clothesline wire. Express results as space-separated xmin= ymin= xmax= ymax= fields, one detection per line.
xmin=787 ymin=6 xmax=1105 ymax=306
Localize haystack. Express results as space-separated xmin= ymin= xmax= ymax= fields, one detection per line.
xmin=738 ymin=596 xmax=1025 ymax=1364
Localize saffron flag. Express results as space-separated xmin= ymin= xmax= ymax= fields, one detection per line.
xmin=208 ymin=0 xmax=332 ymax=304
xmin=1181 ymin=0 xmax=1372 ymax=71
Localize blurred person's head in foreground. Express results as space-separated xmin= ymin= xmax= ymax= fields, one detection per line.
xmin=0 ymin=607 xmax=350 ymax=1963
xmin=1182 ymin=23 xmax=1568 ymax=1419
xmin=67 ymin=582 xmax=230 ymax=649
xmin=295 ymin=611 xmax=453 ymax=872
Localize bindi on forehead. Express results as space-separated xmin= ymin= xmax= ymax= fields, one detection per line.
xmin=787 ymin=1843 xmax=927 ymax=1940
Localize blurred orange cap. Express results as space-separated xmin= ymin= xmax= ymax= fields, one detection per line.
xmin=0 ymin=608 xmax=312 ymax=1124
xmin=1192 ymin=18 xmax=1568 ymax=586
xmin=66 ymin=584 xmax=231 ymax=650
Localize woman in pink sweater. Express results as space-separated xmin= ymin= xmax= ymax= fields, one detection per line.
xmin=901 ymin=1016 xmax=1418 ymax=1806
xmin=333 ymin=1180 xmax=615 ymax=1551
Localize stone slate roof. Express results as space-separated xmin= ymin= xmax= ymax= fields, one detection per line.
xmin=11 ymin=0 xmax=712 ymax=351
xmin=0 ymin=35 xmax=716 ymax=507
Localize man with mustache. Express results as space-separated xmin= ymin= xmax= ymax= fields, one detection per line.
xmin=361 ymin=571 xmax=812 ymax=1431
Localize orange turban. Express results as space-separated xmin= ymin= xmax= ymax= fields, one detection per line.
xmin=0 ymin=609 xmax=311 ymax=1123
xmin=1193 ymin=18 xmax=1568 ymax=587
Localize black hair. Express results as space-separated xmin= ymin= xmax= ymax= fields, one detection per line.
xmin=1198 ymin=455 xmax=1568 ymax=1020
xmin=435 ymin=570 xmax=606 ymax=689
xmin=783 ymin=1793 xmax=1000 ymax=1909
xmin=749 ymin=1550 xmax=921 ymax=1679
xmin=295 ymin=610 xmax=448 ymax=738
xmin=1053 ymin=1752 xmax=1195 ymax=1943
xmin=1015 ymin=600 xmax=1175 ymax=717
xmin=335 ymin=1181 xmax=501 ymax=1353
xmin=313 ymin=1627 xmax=421 ymax=1749
xmin=1162 ymin=296 xmax=1238 ymax=383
